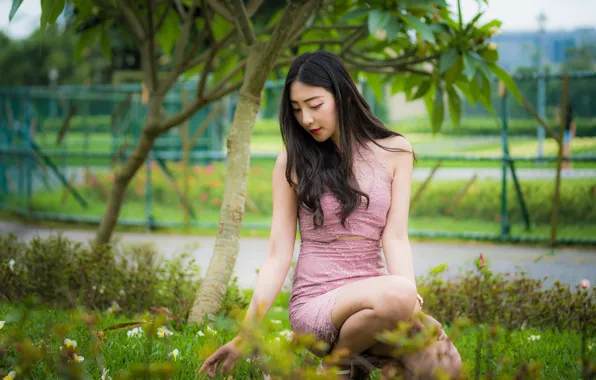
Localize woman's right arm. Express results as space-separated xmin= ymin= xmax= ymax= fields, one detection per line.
xmin=200 ymin=152 xmax=297 ymax=376
xmin=241 ymin=151 xmax=298 ymax=326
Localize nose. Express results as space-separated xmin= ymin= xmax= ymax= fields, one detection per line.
xmin=302 ymin=110 xmax=313 ymax=126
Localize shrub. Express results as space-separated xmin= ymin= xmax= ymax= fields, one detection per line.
xmin=0 ymin=233 xmax=248 ymax=317
xmin=411 ymin=179 xmax=596 ymax=225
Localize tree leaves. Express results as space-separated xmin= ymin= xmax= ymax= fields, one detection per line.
xmin=487 ymin=62 xmax=522 ymax=104
xmin=368 ymin=10 xmax=391 ymax=36
xmin=9 ymin=0 xmax=23 ymax=22
xmin=40 ymin=0 xmax=66 ymax=31
xmin=400 ymin=14 xmax=436 ymax=44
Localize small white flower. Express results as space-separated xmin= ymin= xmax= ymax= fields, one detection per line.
xmin=270 ymin=320 xmax=281 ymax=325
xmin=246 ymin=358 xmax=251 ymax=363
xmin=119 ymin=289 xmax=125 ymax=296
xmin=64 ymin=338 xmax=77 ymax=349
xmin=279 ymin=330 xmax=294 ymax=342
xmin=168 ymin=348 xmax=180 ymax=361
xmin=589 ymin=344 xmax=594 ymax=351
xmin=206 ymin=326 xmax=217 ymax=335
xmin=8 ymin=259 xmax=15 ymax=272
xmin=4 ymin=370 xmax=16 ymax=380
xmin=92 ymin=285 xmax=97 ymax=290
xmin=528 ymin=335 xmax=541 ymax=341
xmin=73 ymin=353 xmax=84 ymax=363
xmin=0 ymin=321 xmax=5 ymax=330
xmin=100 ymin=368 xmax=112 ymax=380
xmin=272 ymin=306 xmax=283 ymax=313
xmin=157 ymin=326 xmax=173 ymax=338
xmin=99 ymin=286 xmax=105 ymax=294
xmin=197 ymin=330 xmax=205 ymax=337
xmin=127 ymin=327 xmax=143 ymax=338
xmin=275 ymin=337 xmax=280 ymax=342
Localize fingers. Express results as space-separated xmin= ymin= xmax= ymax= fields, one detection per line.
xmin=221 ymin=354 xmax=238 ymax=374
xmin=199 ymin=352 xmax=223 ymax=376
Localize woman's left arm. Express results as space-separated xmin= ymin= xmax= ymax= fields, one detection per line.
xmin=380 ymin=137 xmax=420 ymax=309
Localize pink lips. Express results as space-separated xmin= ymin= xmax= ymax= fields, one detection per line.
xmin=310 ymin=128 xmax=321 ymax=135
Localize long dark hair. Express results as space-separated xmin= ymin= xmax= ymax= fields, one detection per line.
xmin=279 ymin=51 xmax=413 ymax=227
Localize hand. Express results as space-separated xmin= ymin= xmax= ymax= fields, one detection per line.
xmin=199 ymin=337 xmax=243 ymax=377
xmin=413 ymin=312 xmax=447 ymax=341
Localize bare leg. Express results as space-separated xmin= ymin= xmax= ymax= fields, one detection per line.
xmin=320 ymin=275 xmax=417 ymax=378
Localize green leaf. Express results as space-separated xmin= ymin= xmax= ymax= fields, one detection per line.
xmin=339 ymin=8 xmax=370 ymax=23
xmin=156 ymin=8 xmax=180 ymax=56
xmin=478 ymin=73 xmax=495 ymax=113
xmin=444 ymin=55 xmax=462 ymax=85
xmin=368 ymin=10 xmax=391 ymax=36
xmin=391 ymin=75 xmax=406 ymax=93
xmin=472 ymin=53 xmax=491 ymax=78
xmin=432 ymin=84 xmax=445 ymax=134
xmin=212 ymin=14 xmax=234 ymax=40
xmin=9 ymin=0 xmax=23 ymax=22
xmin=479 ymin=48 xmax=499 ymax=62
xmin=385 ymin=18 xmax=400 ymax=42
xmin=446 ymin=85 xmax=462 ymax=129
xmin=462 ymin=52 xmax=476 ymax=80
xmin=40 ymin=0 xmax=65 ymax=30
xmin=464 ymin=12 xmax=484 ymax=34
xmin=404 ymin=74 xmax=426 ymax=100
xmin=487 ymin=63 xmax=522 ymax=104
xmin=401 ymin=14 xmax=436 ymax=43
xmin=455 ymin=81 xmax=476 ymax=106
xmin=439 ymin=48 xmax=458 ymax=73
xmin=365 ymin=73 xmax=385 ymax=103
xmin=411 ymin=79 xmax=432 ymax=100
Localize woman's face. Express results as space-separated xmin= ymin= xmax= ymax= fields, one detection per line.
xmin=289 ymin=81 xmax=340 ymax=145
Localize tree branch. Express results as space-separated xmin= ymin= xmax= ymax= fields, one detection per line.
xmin=172 ymin=0 xmax=186 ymax=19
xmin=159 ymin=80 xmax=241 ymax=133
xmin=293 ymin=39 xmax=343 ymax=46
xmin=205 ymin=0 xmax=234 ymax=23
xmin=155 ymin=5 xmax=170 ymax=31
xmin=147 ymin=0 xmax=158 ymax=91
xmin=344 ymin=52 xmax=441 ymax=69
xmin=519 ymin=92 xmax=559 ymax=140
xmin=231 ymin=0 xmax=257 ymax=46
xmin=338 ymin=27 xmax=366 ymax=57
xmin=116 ymin=2 xmax=146 ymax=41
xmin=183 ymin=31 xmax=238 ymax=72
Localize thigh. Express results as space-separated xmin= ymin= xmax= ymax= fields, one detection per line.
xmin=330 ymin=275 xmax=417 ymax=330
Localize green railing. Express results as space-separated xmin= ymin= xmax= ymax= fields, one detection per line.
xmin=1 ymin=73 xmax=595 ymax=246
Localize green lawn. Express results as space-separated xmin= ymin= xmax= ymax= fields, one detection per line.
xmin=0 ymin=300 xmax=594 ymax=379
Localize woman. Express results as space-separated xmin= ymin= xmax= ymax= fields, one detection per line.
xmin=563 ymin=103 xmax=576 ymax=169
xmin=199 ymin=51 xmax=462 ymax=379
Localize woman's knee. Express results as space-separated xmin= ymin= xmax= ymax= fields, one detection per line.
xmin=373 ymin=276 xmax=417 ymax=324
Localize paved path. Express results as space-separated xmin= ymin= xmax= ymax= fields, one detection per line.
xmin=2 ymin=220 xmax=595 ymax=290
xmin=412 ymin=167 xmax=596 ymax=181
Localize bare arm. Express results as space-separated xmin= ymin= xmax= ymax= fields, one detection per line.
xmin=380 ymin=137 xmax=421 ymax=312
xmin=242 ymin=151 xmax=298 ymax=325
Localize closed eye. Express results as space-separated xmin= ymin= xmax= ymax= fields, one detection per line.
xmin=311 ymin=104 xmax=322 ymax=109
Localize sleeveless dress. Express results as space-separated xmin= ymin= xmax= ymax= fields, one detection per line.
xmin=288 ymin=143 xmax=393 ymax=348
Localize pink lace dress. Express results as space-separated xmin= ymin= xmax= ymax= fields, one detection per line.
xmin=288 ymin=143 xmax=393 ymax=349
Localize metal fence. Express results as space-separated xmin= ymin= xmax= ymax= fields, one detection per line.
xmin=1 ymin=73 xmax=595 ymax=246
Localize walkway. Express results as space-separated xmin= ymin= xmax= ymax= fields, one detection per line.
xmin=1 ymin=220 xmax=594 ymax=290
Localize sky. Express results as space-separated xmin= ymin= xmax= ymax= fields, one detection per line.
xmin=1 ymin=0 xmax=596 ymax=39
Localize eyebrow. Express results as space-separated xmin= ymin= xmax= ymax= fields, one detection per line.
xmin=290 ymin=96 xmax=323 ymax=104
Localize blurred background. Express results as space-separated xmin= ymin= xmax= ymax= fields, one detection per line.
xmin=0 ymin=0 xmax=595 ymax=246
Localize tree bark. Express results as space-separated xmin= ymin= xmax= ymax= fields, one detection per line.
xmin=189 ymin=0 xmax=320 ymax=323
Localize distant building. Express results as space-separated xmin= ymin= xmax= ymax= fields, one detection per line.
xmin=491 ymin=28 xmax=596 ymax=71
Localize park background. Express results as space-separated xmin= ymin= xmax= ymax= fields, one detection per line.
xmin=1 ymin=0 xmax=595 ymax=379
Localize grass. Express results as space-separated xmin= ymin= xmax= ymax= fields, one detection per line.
xmin=1 ymin=299 xmax=594 ymax=379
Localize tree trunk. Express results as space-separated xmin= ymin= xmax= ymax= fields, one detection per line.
xmin=189 ymin=47 xmax=263 ymax=323
xmin=189 ymin=0 xmax=320 ymax=323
